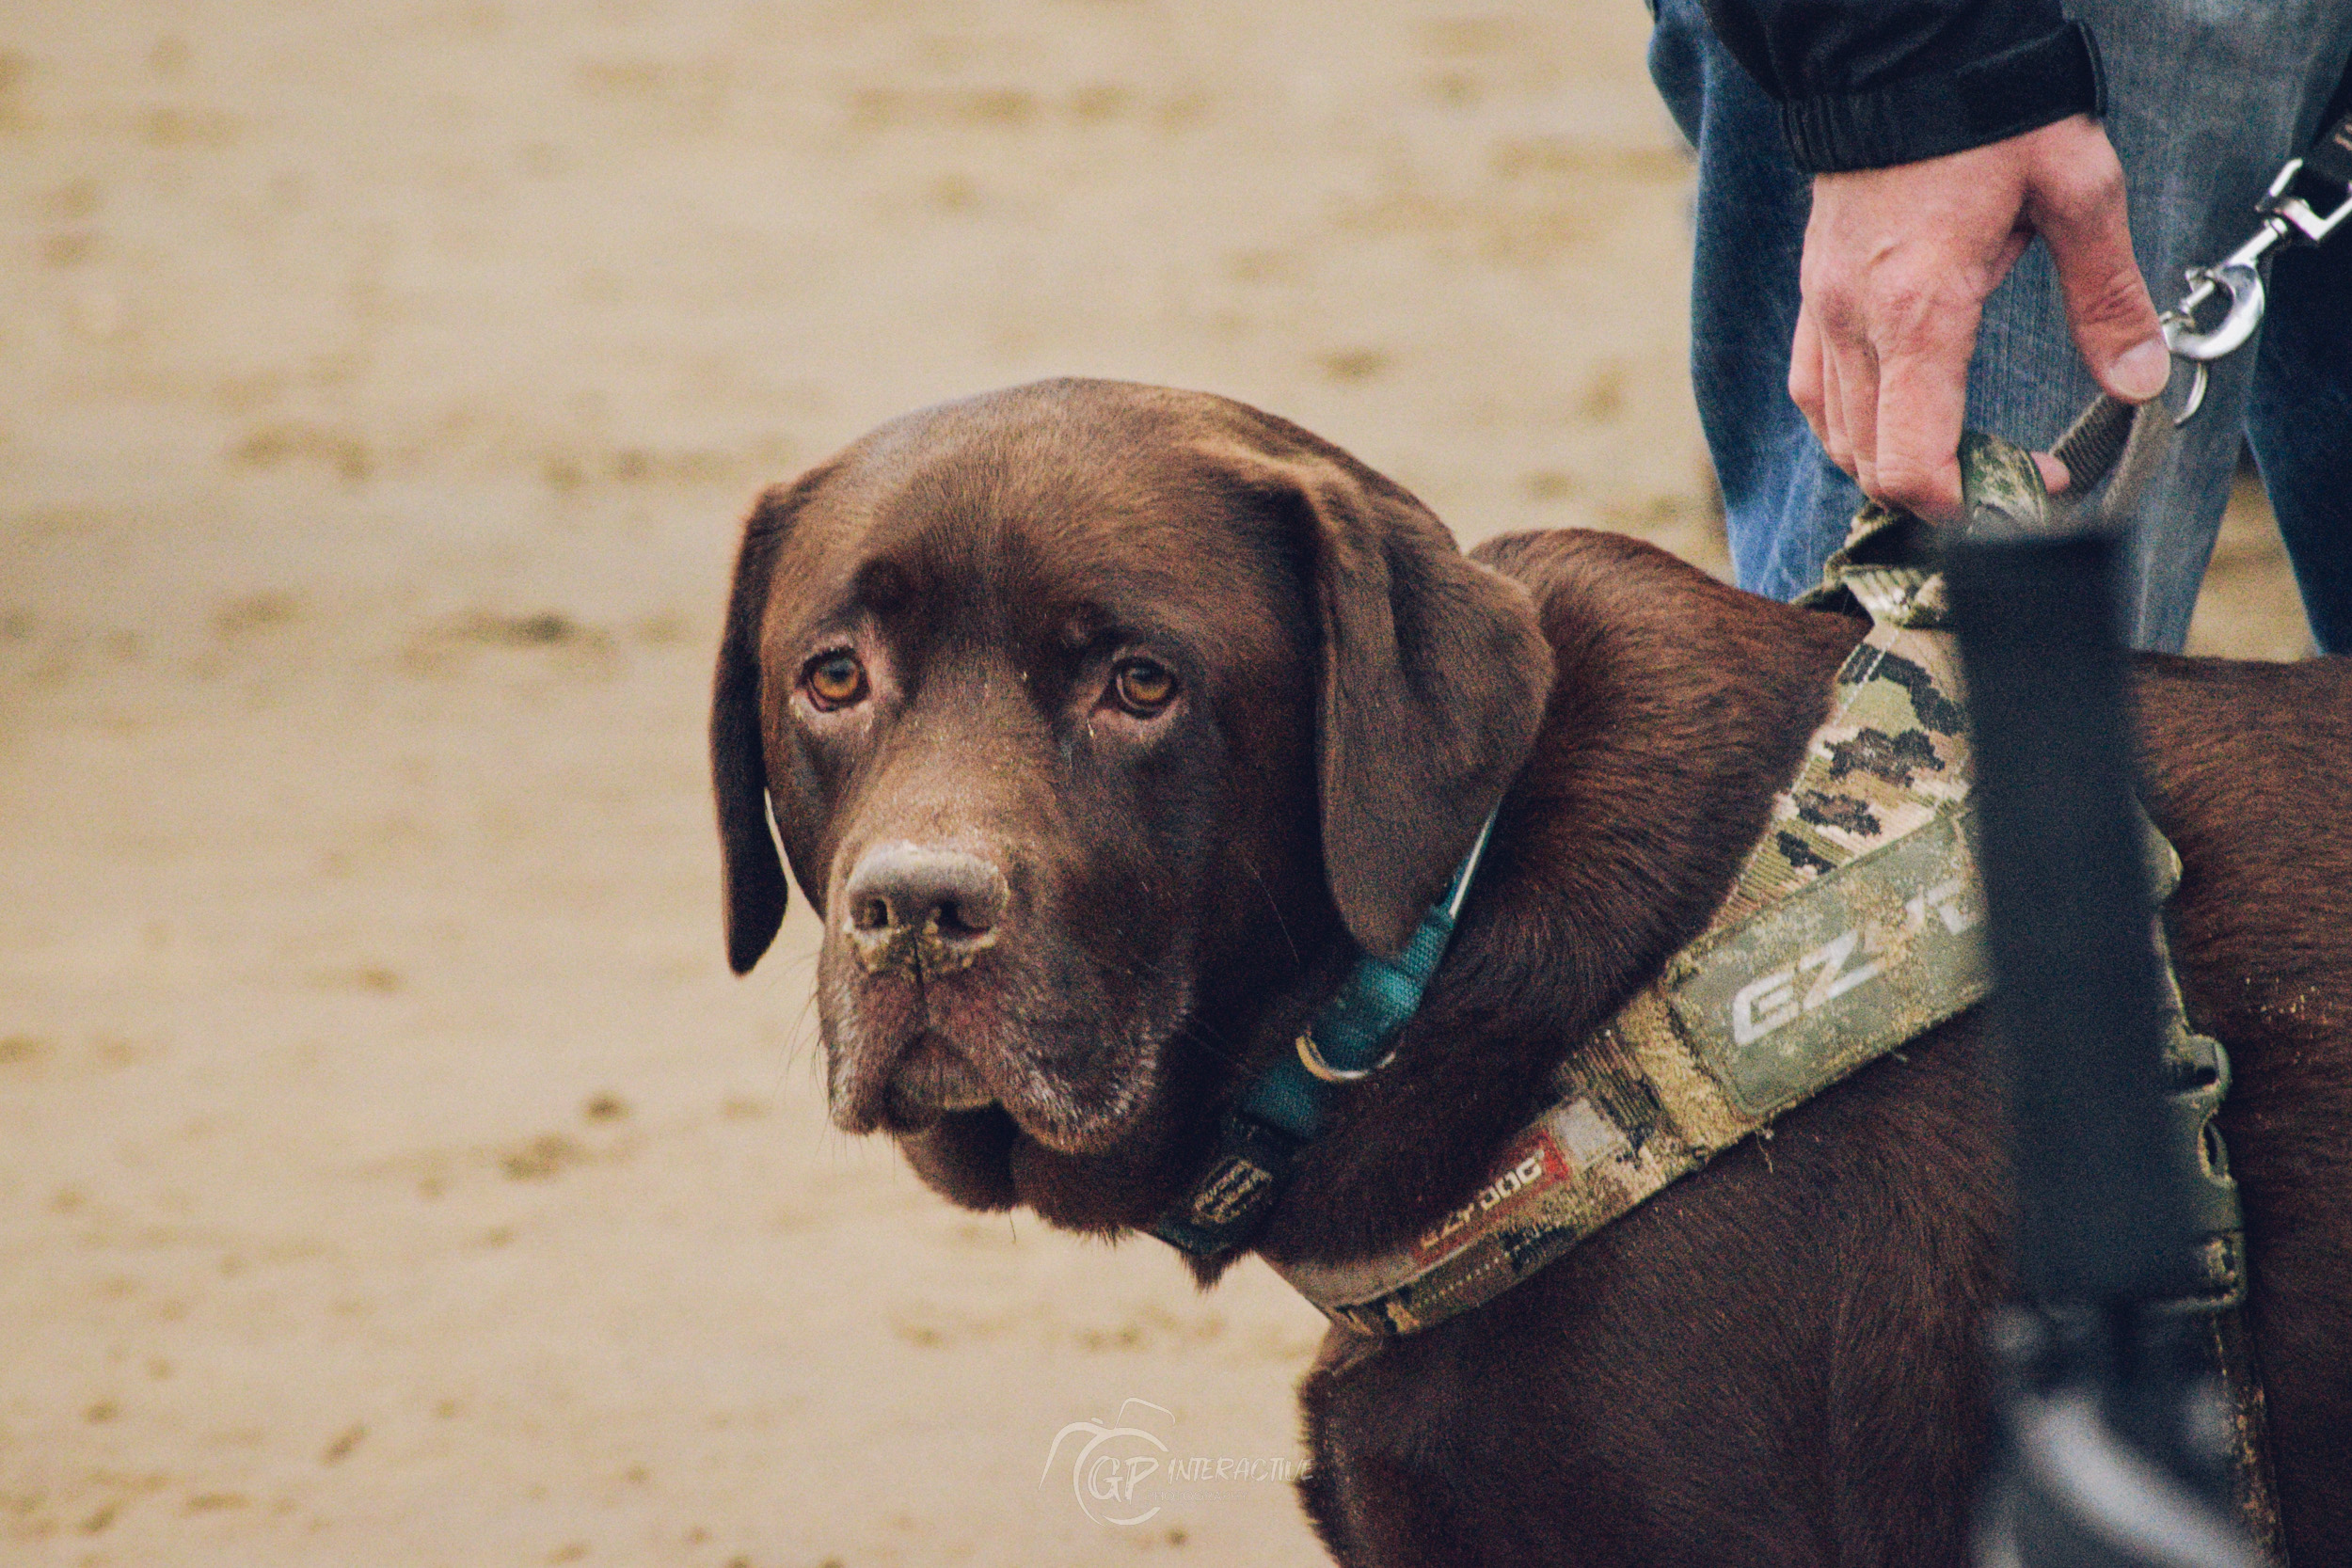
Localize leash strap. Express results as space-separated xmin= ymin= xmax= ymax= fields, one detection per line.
xmin=2273 ymin=101 xmax=2352 ymax=236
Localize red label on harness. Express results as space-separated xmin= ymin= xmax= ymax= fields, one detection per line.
xmin=1410 ymin=1126 xmax=1570 ymax=1265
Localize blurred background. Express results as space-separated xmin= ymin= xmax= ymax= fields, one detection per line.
xmin=0 ymin=4 xmax=2309 ymax=1567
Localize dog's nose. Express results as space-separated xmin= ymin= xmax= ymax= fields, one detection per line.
xmin=843 ymin=844 xmax=1009 ymax=976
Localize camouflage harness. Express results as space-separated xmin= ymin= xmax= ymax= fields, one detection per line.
xmin=1267 ymin=441 xmax=2249 ymax=1351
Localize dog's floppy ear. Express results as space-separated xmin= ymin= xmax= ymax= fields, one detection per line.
xmin=1288 ymin=456 xmax=1553 ymax=955
xmin=710 ymin=474 xmax=821 ymax=975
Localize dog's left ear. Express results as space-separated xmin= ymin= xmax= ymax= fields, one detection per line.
xmin=710 ymin=472 xmax=827 ymax=975
xmin=1284 ymin=453 xmax=1554 ymax=955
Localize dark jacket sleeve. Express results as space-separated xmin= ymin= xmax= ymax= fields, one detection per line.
xmin=1697 ymin=0 xmax=2106 ymax=174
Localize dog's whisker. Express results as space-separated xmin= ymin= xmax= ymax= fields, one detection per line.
xmin=1164 ymin=1017 xmax=1256 ymax=1075
xmin=1236 ymin=851 xmax=1303 ymax=971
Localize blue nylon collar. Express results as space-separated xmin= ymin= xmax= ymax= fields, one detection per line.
xmin=1240 ymin=810 xmax=1498 ymax=1140
xmin=1151 ymin=810 xmax=1499 ymax=1257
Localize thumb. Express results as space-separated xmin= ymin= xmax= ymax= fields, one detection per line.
xmin=2033 ymin=136 xmax=2169 ymax=402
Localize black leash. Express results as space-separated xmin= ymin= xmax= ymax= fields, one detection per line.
xmin=1950 ymin=484 xmax=2268 ymax=1568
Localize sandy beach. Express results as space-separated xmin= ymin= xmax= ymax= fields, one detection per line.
xmin=0 ymin=4 xmax=2311 ymax=1566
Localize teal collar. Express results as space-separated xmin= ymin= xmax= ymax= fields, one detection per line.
xmin=1152 ymin=811 xmax=1500 ymax=1258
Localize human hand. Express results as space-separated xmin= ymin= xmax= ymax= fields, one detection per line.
xmin=1788 ymin=114 xmax=2170 ymax=520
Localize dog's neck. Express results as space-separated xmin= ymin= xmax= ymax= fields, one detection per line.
xmin=904 ymin=531 xmax=1866 ymax=1273
xmin=1253 ymin=531 xmax=1866 ymax=1274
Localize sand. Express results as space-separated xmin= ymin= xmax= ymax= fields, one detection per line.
xmin=0 ymin=4 xmax=2312 ymax=1566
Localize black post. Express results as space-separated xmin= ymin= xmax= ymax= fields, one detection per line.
xmin=1949 ymin=526 xmax=2259 ymax=1568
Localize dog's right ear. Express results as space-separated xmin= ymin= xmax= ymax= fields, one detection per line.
xmin=1295 ymin=464 xmax=1553 ymax=957
xmin=710 ymin=475 xmax=820 ymax=975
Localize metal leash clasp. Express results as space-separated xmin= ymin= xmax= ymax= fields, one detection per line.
xmin=2259 ymin=152 xmax=2352 ymax=245
xmin=2161 ymin=157 xmax=2352 ymax=422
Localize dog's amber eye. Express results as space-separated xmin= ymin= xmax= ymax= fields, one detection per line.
xmin=1111 ymin=657 xmax=1177 ymax=715
xmin=804 ymin=652 xmax=868 ymax=709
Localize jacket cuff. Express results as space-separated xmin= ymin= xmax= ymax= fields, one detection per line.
xmin=1781 ymin=21 xmax=2106 ymax=174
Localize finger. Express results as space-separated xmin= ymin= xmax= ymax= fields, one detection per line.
xmin=1839 ymin=338 xmax=1882 ymax=497
xmin=1819 ymin=337 xmax=1855 ymax=478
xmin=1867 ymin=309 xmax=1977 ymax=520
xmin=2032 ymin=451 xmax=2072 ymax=494
xmin=1994 ymin=224 xmax=2032 ymax=280
xmin=1789 ymin=305 xmax=1829 ymax=450
xmin=2031 ymin=122 xmax=2169 ymax=402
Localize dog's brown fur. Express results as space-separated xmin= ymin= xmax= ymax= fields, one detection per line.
xmin=714 ymin=379 xmax=2352 ymax=1566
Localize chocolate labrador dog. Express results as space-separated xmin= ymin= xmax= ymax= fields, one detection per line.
xmin=712 ymin=378 xmax=2352 ymax=1565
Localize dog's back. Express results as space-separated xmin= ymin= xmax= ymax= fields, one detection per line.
xmin=2140 ymin=653 xmax=2352 ymax=1553
xmin=1299 ymin=533 xmax=2352 ymax=1568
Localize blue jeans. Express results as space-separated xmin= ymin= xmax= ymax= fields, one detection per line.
xmin=1648 ymin=0 xmax=2352 ymax=653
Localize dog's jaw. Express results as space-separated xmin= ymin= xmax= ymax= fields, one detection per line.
xmin=869 ymin=1032 xmax=998 ymax=1122
xmin=816 ymin=925 xmax=1191 ymax=1160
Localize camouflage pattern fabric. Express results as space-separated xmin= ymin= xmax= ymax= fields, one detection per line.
xmin=1271 ymin=436 xmax=2246 ymax=1341
xmin=1270 ymin=583 xmax=1992 ymax=1336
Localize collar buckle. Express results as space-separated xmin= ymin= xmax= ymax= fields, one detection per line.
xmin=1296 ymin=1029 xmax=1393 ymax=1085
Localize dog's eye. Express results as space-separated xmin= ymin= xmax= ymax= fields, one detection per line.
xmin=804 ymin=651 xmax=868 ymax=709
xmin=1110 ymin=657 xmax=1177 ymax=716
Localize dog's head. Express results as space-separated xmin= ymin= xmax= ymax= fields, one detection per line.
xmin=712 ymin=380 xmax=1550 ymax=1212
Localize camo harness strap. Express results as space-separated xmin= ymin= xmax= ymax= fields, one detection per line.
xmin=1268 ymin=437 xmax=2249 ymax=1355
xmin=1265 ymin=534 xmax=1996 ymax=1335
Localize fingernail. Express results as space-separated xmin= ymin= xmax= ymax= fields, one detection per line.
xmin=2111 ymin=339 xmax=2170 ymax=402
